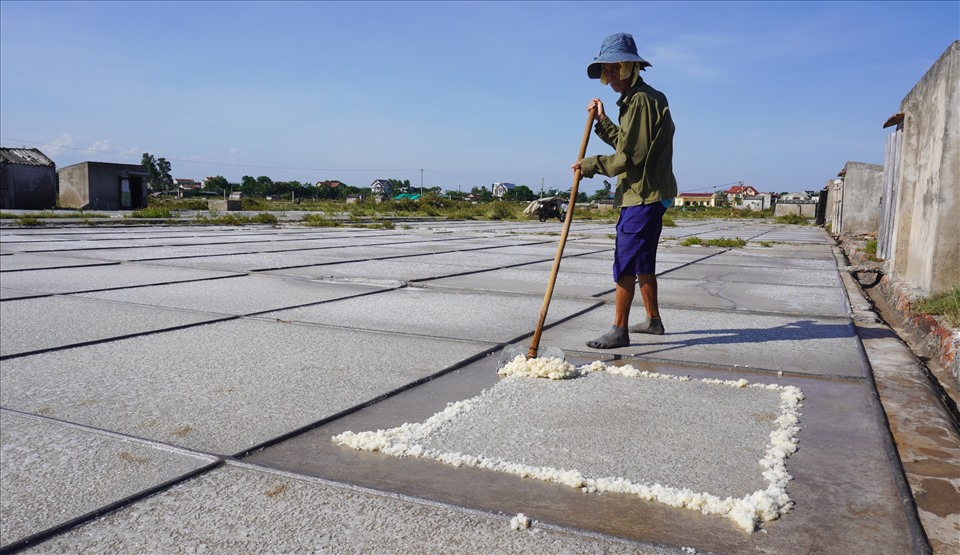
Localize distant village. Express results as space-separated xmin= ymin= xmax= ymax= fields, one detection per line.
xmin=0 ymin=147 xmax=819 ymax=218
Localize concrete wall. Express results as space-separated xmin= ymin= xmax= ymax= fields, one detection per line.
xmin=774 ymin=201 xmax=817 ymax=218
xmin=888 ymin=41 xmax=960 ymax=296
xmin=0 ymin=163 xmax=57 ymax=209
xmin=58 ymin=162 xmax=148 ymax=210
xmin=824 ymin=179 xmax=841 ymax=228
xmin=838 ymin=161 xmax=883 ymax=235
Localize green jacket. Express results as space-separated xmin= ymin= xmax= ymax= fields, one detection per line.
xmin=580 ymin=78 xmax=678 ymax=208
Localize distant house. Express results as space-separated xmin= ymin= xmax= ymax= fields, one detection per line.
xmin=492 ymin=182 xmax=515 ymax=198
xmin=175 ymin=179 xmax=202 ymax=198
xmin=58 ymin=161 xmax=148 ymax=210
xmin=0 ymin=147 xmax=57 ymax=209
xmin=370 ymin=179 xmax=392 ymax=196
xmin=780 ymin=192 xmax=811 ymax=201
xmin=316 ymin=180 xmax=343 ymax=188
xmin=725 ymin=184 xmax=758 ymax=203
xmin=675 ymin=192 xmax=717 ymax=207
xmin=175 ymin=178 xmax=201 ymax=190
xmin=737 ymin=193 xmax=775 ymax=211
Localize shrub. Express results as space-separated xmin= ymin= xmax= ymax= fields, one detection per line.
xmin=775 ymin=213 xmax=807 ymax=225
xmin=129 ymin=206 xmax=175 ymax=218
xmin=302 ymin=213 xmax=342 ymax=227
xmin=253 ymin=213 xmax=279 ymax=225
xmin=487 ymin=202 xmax=518 ymax=221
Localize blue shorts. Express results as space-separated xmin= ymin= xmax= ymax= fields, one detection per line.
xmin=613 ymin=202 xmax=667 ymax=281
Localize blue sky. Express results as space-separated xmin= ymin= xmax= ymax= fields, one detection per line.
xmin=1 ymin=1 xmax=957 ymax=195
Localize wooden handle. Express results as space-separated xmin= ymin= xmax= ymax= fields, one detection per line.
xmin=527 ymin=107 xmax=597 ymax=359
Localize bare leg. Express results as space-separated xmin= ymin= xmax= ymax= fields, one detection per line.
xmin=638 ymin=273 xmax=659 ymax=319
xmin=614 ymin=274 xmax=637 ymax=328
xmin=587 ymin=274 xmax=637 ymax=349
xmin=631 ymin=273 xmax=665 ymax=335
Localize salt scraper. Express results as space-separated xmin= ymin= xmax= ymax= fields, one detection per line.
xmin=498 ymin=106 xmax=597 ymax=369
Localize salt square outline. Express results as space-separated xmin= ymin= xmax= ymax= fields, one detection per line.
xmin=334 ymin=360 xmax=804 ymax=532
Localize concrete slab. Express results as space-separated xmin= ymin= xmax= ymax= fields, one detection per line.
xmin=0 ymin=296 xmax=227 ymax=357
xmin=426 ymin=267 xmax=616 ymax=298
xmin=260 ymin=286 xmax=600 ymax=343
xmin=24 ymin=463 xmax=682 ymax=554
xmin=536 ymin=306 xmax=867 ymax=377
xmin=0 ymin=411 xmax=214 ymax=550
xmin=602 ymin=276 xmax=850 ymax=317
xmin=78 ymin=274 xmax=389 ymax=315
xmin=476 ymin=243 xmax=612 ymax=258
xmin=0 ymin=288 xmax=47 ymax=300
xmin=0 ymin=264 xmax=239 ymax=294
xmin=0 ymin=240 xmax=156 ymax=252
xmin=53 ymin=244 xmax=274 ymax=261
xmin=400 ymin=250 xmax=552 ymax=268
xmin=0 ymin=253 xmax=116 ymax=271
xmin=695 ymin=250 xmax=839 ymax=270
xmin=262 ymin=259 xmax=487 ymax=283
xmin=0 ymin=318 xmax=495 ymax=454
xmin=137 ymin=252 xmax=368 ymax=272
xmin=662 ymin=262 xmax=842 ymax=288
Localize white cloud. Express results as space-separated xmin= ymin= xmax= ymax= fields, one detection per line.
xmin=45 ymin=132 xmax=74 ymax=155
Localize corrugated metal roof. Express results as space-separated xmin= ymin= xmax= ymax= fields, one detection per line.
xmin=0 ymin=147 xmax=55 ymax=167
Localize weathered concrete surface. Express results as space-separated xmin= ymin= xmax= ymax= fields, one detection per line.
xmin=22 ymin=463 xmax=684 ymax=555
xmin=838 ymin=161 xmax=884 ymax=236
xmin=0 ymin=220 xmax=943 ymax=554
xmin=0 ymin=318 xmax=495 ymax=455
xmin=888 ymin=41 xmax=960 ymax=297
xmin=0 ymin=410 xmax=215 ymax=549
xmin=0 ymin=295 xmax=227 ymax=357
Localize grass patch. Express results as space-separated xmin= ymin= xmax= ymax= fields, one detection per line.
xmin=775 ymin=213 xmax=808 ymax=225
xmin=15 ymin=215 xmax=44 ymax=226
xmin=129 ymin=206 xmax=176 ymax=218
xmin=680 ymin=236 xmax=746 ymax=248
xmin=302 ymin=213 xmax=342 ymax=227
xmin=759 ymin=241 xmax=773 ymax=248
xmin=194 ymin=213 xmax=279 ymax=226
xmin=669 ymin=207 xmax=775 ymax=220
xmin=913 ymin=285 xmax=960 ymax=328
xmin=863 ymin=237 xmax=882 ymax=262
xmin=706 ymin=237 xmax=747 ymax=248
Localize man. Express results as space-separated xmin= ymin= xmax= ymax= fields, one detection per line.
xmin=572 ymin=32 xmax=678 ymax=349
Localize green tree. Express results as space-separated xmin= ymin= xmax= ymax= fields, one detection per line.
xmin=504 ymin=184 xmax=535 ymax=202
xmin=204 ymin=176 xmax=229 ymax=193
xmin=240 ymin=175 xmax=258 ymax=196
xmin=470 ymin=186 xmax=492 ymax=202
xmin=155 ymin=157 xmax=174 ymax=193
xmin=141 ymin=153 xmax=160 ymax=191
xmin=590 ymin=180 xmax=613 ymax=202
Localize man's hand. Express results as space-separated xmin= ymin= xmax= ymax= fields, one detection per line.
xmin=589 ymin=98 xmax=605 ymax=122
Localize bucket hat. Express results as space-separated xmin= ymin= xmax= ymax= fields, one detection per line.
xmin=587 ymin=32 xmax=651 ymax=79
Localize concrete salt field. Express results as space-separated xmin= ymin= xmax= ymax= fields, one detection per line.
xmin=0 ymin=220 xmax=954 ymax=554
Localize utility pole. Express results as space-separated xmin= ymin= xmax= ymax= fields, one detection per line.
xmin=420 ymin=168 xmax=424 ymax=195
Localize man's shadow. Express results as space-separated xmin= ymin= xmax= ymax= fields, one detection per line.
xmin=629 ymin=320 xmax=858 ymax=357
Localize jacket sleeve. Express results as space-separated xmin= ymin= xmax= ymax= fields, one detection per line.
xmin=580 ymin=117 xmax=619 ymax=178
xmin=587 ymin=95 xmax=654 ymax=179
